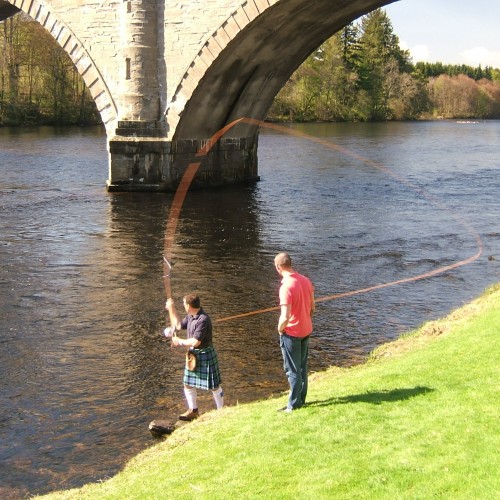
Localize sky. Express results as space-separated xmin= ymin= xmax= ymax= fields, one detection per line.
xmin=383 ymin=0 xmax=500 ymax=68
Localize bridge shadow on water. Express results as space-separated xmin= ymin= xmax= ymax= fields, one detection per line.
xmin=307 ymin=386 xmax=435 ymax=407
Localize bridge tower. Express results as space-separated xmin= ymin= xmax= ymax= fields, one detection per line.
xmin=108 ymin=0 xmax=170 ymax=191
xmin=108 ymin=0 xmax=261 ymax=192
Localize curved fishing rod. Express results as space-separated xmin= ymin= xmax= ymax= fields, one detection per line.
xmin=162 ymin=117 xmax=484 ymax=323
xmin=162 ymin=162 xmax=202 ymax=299
xmin=162 ymin=118 xmax=246 ymax=299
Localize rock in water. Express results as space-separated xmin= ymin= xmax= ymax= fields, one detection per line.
xmin=149 ymin=419 xmax=176 ymax=437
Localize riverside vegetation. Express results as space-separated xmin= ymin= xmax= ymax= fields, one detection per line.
xmin=1 ymin=9 xmax=500 ymax=126
xmin=36 ymin=283 xmax=499 ymax=499
xmin=268 ymin=9 xmax=500 ymax=122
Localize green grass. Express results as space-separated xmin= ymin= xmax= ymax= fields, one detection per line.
xmin=38 ymin=284 xmax=500 ymax=499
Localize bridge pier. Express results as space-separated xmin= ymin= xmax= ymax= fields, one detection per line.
xmin=107 ymin=0 xmax=261 ymax=192
xmin=107 ymin=122 xmax=260 ymax=192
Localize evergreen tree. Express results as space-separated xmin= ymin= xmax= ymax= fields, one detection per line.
xmin=338 ymin=23 xmax=361 ymax=72
xmin=356 ymin=9 xmax=412 ymax=119
xmin=414 ymin=61 xmax=495 ymax=82
xmin=311 ymin=34 xmax=360 ymax=121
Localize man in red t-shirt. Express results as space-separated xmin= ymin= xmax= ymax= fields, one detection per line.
xmin=274 ymin=252 xmax=315 ymax=412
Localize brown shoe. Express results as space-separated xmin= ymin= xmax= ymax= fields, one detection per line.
xmin=179 ymin=408 xmax=199 ymax=421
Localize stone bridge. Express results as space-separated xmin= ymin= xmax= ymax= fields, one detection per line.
xmin=0 ymin=0 xmax=397 ymax=191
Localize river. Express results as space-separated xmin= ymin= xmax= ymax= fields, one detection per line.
xmin=0 ymin=121 xmax=498 ymax=497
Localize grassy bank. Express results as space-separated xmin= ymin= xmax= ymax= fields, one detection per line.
xmin=39 ymin=284 xmax=500 ymax=499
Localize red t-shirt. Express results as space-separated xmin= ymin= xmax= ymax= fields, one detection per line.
xmin=279 ymin=272 xmax=314 ymax=337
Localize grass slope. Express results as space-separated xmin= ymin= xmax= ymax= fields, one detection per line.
xmin=39 ymin=284 xmax=500 ymax=499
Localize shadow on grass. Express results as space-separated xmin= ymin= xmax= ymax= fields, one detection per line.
xmin=307 ymin=386 xmax=434 ymax=407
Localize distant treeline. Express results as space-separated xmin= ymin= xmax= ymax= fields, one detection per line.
xmin=268 ymin=9 xmax=500 ymax=122
xmin=414 ymin=61 xmax=497 ymax=82
xmin=1 ymin=10 xmax=500 ymax=127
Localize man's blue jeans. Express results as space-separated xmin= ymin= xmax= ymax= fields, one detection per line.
xmin=279 ymin=333 xmax=310 ymax=410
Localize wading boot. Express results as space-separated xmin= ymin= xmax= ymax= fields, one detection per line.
xmin=179 ymin=408 xmax=199 ymax=421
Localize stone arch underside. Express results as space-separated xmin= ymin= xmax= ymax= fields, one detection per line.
xmin=0 ymin=0 xmax=117 ymax=132
xmin=172 ymin=0 xmax=397 ymax=143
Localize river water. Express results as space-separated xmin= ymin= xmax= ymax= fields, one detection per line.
xmin=0 ymin=121 xmax=499 ymax=497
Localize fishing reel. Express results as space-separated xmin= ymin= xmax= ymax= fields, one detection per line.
xmin=163 ymin=326 xmax=178 ymax=338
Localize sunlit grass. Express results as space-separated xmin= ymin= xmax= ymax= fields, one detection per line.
xmin=38 ymin=284 xmax=499 ymax=499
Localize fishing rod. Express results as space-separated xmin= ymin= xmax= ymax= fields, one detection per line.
xmin=160 ymin=119 xmax=250 ymax=335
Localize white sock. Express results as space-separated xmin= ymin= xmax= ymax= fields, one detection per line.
xmin=212 ymin=386 xmax=224 ymax=409
xmin=184 ymin=386 xmax=198 ymax=409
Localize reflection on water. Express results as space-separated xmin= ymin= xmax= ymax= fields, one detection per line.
xmin=0 ymin=122 xmax=499 ymax=496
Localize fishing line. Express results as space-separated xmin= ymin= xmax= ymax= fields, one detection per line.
xmin=162 ymin=117 xmax=483 ymax=323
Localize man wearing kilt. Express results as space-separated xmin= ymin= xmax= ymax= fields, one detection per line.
xmin=165 ymin=294 xmax=224 ymax=421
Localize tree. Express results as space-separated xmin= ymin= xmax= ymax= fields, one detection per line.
xmin=308 ymin=34 xmax=360 ymax=121
xmin=414 ymin=61 xmax=496 ymax=82
xmin=266 ymin=9 xmax=499 ymax=122
xmin=428 ymin=74 xmax=500 ymax=119
xmin=0 ymin=13 xmax=99 ymax=125
xmin=331 ymin=25 xmax=363 ymax=120
xmin=356 ymin=9 xmax=413 ymax=120
xmin=338 ymin=23 xmax=361 ymax=72
xmin=1 ymin=17 xmax=21 ymax=118
xmin=383 ymin=59 xmax=430 ymax=119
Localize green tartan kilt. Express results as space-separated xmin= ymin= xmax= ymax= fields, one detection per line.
xmin=183 ymin=346 xmax=222 ymax=390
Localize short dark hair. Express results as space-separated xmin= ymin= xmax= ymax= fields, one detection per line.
xmin=274 ymin=252 xmax=292 ymax=268
xmin=183 ymin=293 xmax=201 ymax=309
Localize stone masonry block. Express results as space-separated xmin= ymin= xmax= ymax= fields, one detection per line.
xmin=50 ymin=20 xmax=63 ymax=38
xmin=243 ymin=0 xmax=260 ymax=22
xmin=35 ymin=4 xmax=51 ymax=26
xmin=188 ymin=60 xmax=208 ymax=82
xmin=94 ymin=91 xmax=111 ymax=111
xmin=221 ymin=15 xmax=240 ymax=40
xmin=213 ymin=27 xmax=231 ymax=49
xmin=56 ymin=28 xmax=72 ymax=49
xmin=100 ymin=105 xmax=117 ymax=125
xmin=233 ymin=6 xmax=250 ymax=30
xmin=205 ymin=37 xmax=223 ymax=59
xmin=179 ymin=74 xmax=197 ymax=96
xmin=253 ymin=0 xmax=271 ymax=14
xmin=24 ymin=0 xmax=37 ymax=16
xmin=198 ymin=45 xmax=214 ymax=68
xmin=86 ymin=75 xmax=102 ymax=94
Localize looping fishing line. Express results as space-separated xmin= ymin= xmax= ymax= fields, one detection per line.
xmin=162 ymin=118 xmax=483 ymax=324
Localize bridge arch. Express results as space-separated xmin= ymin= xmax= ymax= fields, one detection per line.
xmin=1 ymin=0 xmax=399 ymax=191
xmin=0 ymin=0 xmax=117 ymax=132
xmin=171 ymin=0 xmax=396 ymax=143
